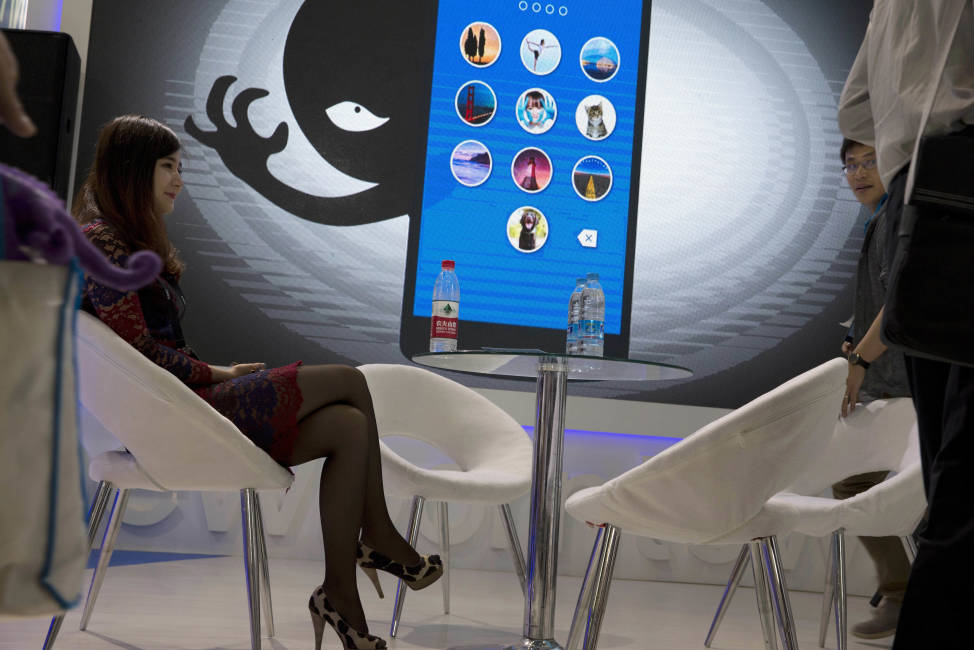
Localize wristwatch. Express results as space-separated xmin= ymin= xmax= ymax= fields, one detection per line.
xmin=849 ymin=352 xmax=871 ymax=370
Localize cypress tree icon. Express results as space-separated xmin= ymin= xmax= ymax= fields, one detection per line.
xmin=585 ymin=175 xmax=597 ymax=199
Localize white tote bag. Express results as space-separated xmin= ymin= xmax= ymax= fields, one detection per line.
xmin=0 ymin=254 xmax=88 ymax=616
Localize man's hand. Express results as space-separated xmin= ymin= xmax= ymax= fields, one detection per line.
xmin=842 ymin=363 xmax=866 ymax=417
xmin=0 ymin=32 xmax=36 ymax=137
xmin=841 ymin=340 xmax=853 ymax=356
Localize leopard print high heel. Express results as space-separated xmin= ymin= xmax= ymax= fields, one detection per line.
xmin=356 ymin=541 xmax=444 ymax=598
xmin=308 ymin=585 xmax=387 ymax=650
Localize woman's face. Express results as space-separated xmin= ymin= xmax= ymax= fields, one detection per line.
xmin=152 ymin=150 xmax=183 ymax=217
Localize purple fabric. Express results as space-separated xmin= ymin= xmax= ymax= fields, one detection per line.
xmin=1 ymin=163 xmax=161 ymax=291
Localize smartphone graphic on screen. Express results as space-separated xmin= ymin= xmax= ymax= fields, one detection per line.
xmin=400 ymin=0 xmax=652 ymax=359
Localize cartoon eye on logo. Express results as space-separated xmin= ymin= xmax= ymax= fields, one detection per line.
xmin=325 ymin=101 xmax=389 ymax=132
xmin=184 ymin=2 xmax=435 ymax=227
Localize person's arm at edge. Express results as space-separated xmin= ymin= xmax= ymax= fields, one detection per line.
xmin=842 ymin=306 xmax=888 ymax=417
xmin=838 ymin=24 xmax=875 ymax=146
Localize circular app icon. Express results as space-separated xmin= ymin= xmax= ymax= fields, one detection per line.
xmin=455 ymin=80 xmax=497 ymax=126
xmin=572 ymin=156 xmax=612 ymax=201
xmin=515 ymin=88 xmax=557 ymax=134
xmin=520 ymin=29 xmax=561 ymax=75
xmin=511 ymin=147 xmax=552 ymax=193
xmin=507 ymin=206 xmax=549 ymax=253
xmin=575 ymin=95 xmax=616 ymax=141
xmin=451 ymin=140 xmax=492 ymax=187
xmin=580 ymin=36 xmax=620 ymax=82
xmin=460 ymin=22 xmax=501 ymax=67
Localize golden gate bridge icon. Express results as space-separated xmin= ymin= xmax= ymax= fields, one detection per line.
xmin=457 ymin=81 xmax=496 ymax=125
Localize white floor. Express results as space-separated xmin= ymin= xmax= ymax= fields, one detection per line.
xmin=1 ymin=556 xmax=894 ymax=650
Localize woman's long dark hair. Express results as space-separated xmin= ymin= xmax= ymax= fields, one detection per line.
xmin=73 ymin=115 xmax=184 ymax=276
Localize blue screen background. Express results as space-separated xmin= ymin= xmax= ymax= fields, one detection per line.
xmin=413 ymin=1 xmax=647 ymax=335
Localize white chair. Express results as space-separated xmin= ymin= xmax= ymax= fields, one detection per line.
xmin=357 ymin=363 xmax=532 ymax=638
xmin=705 ymin=397 xmax=923 ymax=650
xmin=563 ymin=358 xmax=848 ymax=650
xmin=43 ymin=312 xmax=293 ymax=650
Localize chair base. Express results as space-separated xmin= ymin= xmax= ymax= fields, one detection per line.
xmin=389 ymin=497 xmax=527 ymax=639
xmin=703 ymin=536 xmax=799 ymax=650
xmin=43 ymin=482 xmax=275 ymax=650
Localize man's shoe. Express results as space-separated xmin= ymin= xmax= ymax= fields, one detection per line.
xmin=851 ymin=597 xmax=901 ymax=639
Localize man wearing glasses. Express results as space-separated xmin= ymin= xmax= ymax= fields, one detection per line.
xmin=832 ymin=137 xmax=912 ymax=640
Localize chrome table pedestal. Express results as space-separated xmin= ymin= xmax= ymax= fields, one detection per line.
xmin=514 ymin=355 xmax=568 ymax=649
xmin=413 ymin=351 xmax=692 ymax=650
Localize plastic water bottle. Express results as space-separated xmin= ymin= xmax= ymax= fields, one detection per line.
xmin=579 ymin=272 xmax=605 ymax=357
xmin=566 ymin=278 xmax=585 ymax=354
xmin=430 ymin=260 xmax=459 ymax=352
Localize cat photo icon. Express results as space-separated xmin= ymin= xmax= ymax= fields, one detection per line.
xmin=575 ymin=95 xmax=616 ymax=141
xmin=579 ymin=36 xmax=620 ymax=82
xmin=460 ymin=22 xmax=501 ymax=67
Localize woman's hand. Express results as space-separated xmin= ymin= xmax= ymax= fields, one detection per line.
xmin=211 ymin=362 xmax=266 ymax=383
xmin=841 ymin=340 xmax=853 ymax=357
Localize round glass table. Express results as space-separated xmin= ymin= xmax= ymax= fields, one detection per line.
xmin=413 ymin=351 xmax=692 ymax=650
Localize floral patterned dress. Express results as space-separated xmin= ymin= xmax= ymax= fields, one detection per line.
xmin=81 ymin=220 xmax=303 ymax=465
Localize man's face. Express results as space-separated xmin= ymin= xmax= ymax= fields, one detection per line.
xmin=844 ymin=144 xmax=885 ymax=208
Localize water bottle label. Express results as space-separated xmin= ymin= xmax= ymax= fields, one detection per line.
xmin=580 ymin=319 xmax=604 ymax=338
xmin=431 ymin=300 xmax=459 ymax=339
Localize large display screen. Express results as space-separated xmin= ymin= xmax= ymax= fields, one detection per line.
xmin=401 ymin=0 xmax=652 ymax=357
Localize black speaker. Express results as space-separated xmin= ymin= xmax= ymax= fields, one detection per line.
xmin=0 ymin=29 xmax=80 ymax=202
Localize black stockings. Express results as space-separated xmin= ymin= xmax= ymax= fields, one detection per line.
xmin=288 ymin=365 xmax=418 ymax=631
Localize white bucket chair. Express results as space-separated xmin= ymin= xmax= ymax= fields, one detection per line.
xmin=357 ymin=363 xmax=532 ymax=638
xmin=43 ymin=312 xmax=293 ymax=650
xmin=563 ymin=358 xmax=847 ymax=650
xmin=705 ymin=397 xmax=923 ymax=650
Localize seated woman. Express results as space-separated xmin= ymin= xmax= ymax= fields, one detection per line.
xmin=75 ymin=115 xmax=442 ymax=650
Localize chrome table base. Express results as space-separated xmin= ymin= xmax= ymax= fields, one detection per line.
xmin=509 ymin=356 xmax=570 ymax=650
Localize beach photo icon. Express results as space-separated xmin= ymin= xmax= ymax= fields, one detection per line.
xmin=579 ymin=36 xmax=620 ymax=82
xmin=450 ymin=140 xmax=492 ymax=187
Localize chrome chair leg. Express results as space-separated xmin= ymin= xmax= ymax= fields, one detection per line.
xmin=499 ymin=503 xmax=527 ymax=594
xmin=241 ymin=488 xmax=262 ymax=650
xmin=567 ymin=526 xmax=604 ymax=650
xmin=819 ymin=531 xmax=838 ymax=648
xmin=765 ymin=536 xmax=799 ymax=650
xmin=579 ymin=524 xmax=620 ymax=650
xmin=834 ymin=529 xmax=848 ymax=650
xmin=253 ymin=492 xmax=274 ymax=637
xmin=43 ymin=480 xmax=115 ymax=649
xmin=390 ymin=495 xmax=425 ymax=638
xmin=901 ymin=534 xmax=918 ymax=563
xmin=79 ymin=487 xmax=130 ymax=631
xmin=749 ymin=539 xmax=778 ymax=650
xmin=705 ymin=543 xmax=750 ymax=647
xmin=438 ymin=501 xmax=450 ymax=615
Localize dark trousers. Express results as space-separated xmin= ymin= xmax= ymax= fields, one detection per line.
xmin=892 ymin=356 xmax=974 ymax=649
